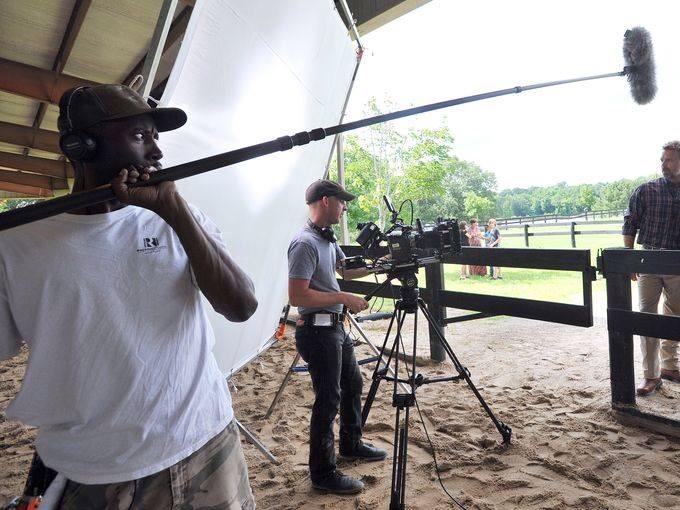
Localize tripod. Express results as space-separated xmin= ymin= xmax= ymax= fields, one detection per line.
xmin=362 ymin=269 xmax=512 ymax=510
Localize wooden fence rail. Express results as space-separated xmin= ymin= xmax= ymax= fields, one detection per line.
xmin=499 ymin=219 xmax=622 ymax=247
xmin=496 ymin=208 xmax=625 ymax=227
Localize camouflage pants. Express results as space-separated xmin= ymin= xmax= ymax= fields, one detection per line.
xmin=57 ymin=420 xmax=255 ymax=509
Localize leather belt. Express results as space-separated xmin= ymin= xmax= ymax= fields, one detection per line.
xmin=297 ymin=311 xmax=346 ymax=328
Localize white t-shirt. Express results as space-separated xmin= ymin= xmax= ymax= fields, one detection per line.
xmin=0 ymin=205 xmax=233 ymax=484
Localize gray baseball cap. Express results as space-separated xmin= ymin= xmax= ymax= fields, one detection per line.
xmin=305 ymin=179 xmax=356 ymax=204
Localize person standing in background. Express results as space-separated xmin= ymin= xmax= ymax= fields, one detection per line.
xmin=483 ymin=222 xmax=493 ymax=277
xmin=623 ymin=140 xmax=680 ymax=396
xmin=487 ymin=218 xmax=502 ymax=280
xmin=459 ymin=220 xmax=469 ymax=279
xmin=467 ymin=218 xmax=486 ymax=276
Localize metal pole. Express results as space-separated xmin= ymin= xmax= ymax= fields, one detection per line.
xmin=323 ymin=0 xmax=363 ymax=178
xmin=337 ymin=133 xmax=350 ymax=244
xmin=140 ymin=0 xmax=179 ymax=99
xmin=264 ymin=352 xmax=301 ymax=419
xmin=337 ymin=0 xmax=364 ymax=51
xmin=234 ymin=418 xmax=280 ymax=465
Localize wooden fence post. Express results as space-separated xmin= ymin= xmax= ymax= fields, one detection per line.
xmin=570 ymin=222 xmax=576 ymax=248
xmin=606 ymin=270 xmax=636 ymax=407
xmin=424 ymin=263 xmax=446 ymax=362
xmin=524 ymin=224 xmax=529 ymax=247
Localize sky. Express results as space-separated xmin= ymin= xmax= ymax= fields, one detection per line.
xmin=344 ymin=0 xmax=680 ymax=191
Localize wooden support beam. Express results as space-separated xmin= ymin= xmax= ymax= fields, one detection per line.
xmin=0 ymin=181 xmax=53 ymax=197
xmin=0 ymin=121 xmax=61 ymax=154
xmin=122 ymin=5 xmax=193 ymax=89
xmin=0 ymin=57 xmax=100 ymax=104
xmin=0 ymin=169 xmax=66 ymax=190
xmin=25 ymin=0 xmax=93 ymax=156
xmin=54 ymin=0 xmax=93 ymax=76
xmin=0 ymin=152 xmax=72 ymax=179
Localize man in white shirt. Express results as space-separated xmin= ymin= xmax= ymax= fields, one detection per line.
xmin=0 ymin=84 xmax=258 ymax=508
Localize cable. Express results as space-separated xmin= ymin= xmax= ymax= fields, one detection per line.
xmin=394 ymin=301 xmax=467 ymax=509
xmin=397 ymin=199 xmax=414 ymax=225
xmin=369 ymin=272 xmax=385 ymax=313
xmin=413 ymin=394 xmax=468 ymax=509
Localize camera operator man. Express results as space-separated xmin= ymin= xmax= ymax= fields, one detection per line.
xmin=288 ymin=179 xmax=387 ymax=495
xmin=0 ymin=84 xmax=258 ymax=508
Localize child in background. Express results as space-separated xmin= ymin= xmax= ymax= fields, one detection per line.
xmin=483 ymin=223 xmax=494 ymax=277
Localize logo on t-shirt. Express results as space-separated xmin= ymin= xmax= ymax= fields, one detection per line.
xmin=137 ymin=236 xmax=166 ymax=254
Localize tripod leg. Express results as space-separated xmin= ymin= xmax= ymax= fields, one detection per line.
xmin=390 ymin=405 xmax=402 ymax=509
xmin=362 ymin=307 xmax=402 ymax=426
xmin=391 ymin=406 xmax=411 ymax=510
xmin=418 ymin=301 xmax=512 ymax=444
xmin=389 ymin=306 xmax=417 ymax=510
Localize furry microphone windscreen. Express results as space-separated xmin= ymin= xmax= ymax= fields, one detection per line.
xmin=623 ymin=27 xmax=657 ymax=105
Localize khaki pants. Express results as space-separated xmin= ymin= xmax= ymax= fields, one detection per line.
xmin=57 ymin=420 xmax=255 ymax=510
xmin=638 ymin=273 xmax=680 ymax=378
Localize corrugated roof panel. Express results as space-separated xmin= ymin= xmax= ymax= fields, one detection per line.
xmin=0 ymin=142 xmax=24 ymax=155
xmin=0 ymin=91 xmax=38 ymax=127
xmin=63 ymin=0 xmax=165 ymax=82
xmin=0 ymin=0 xmax=76 ymax=68
xmin=38 ymin=104 xmax=61 ymax=132
xmin=0 ymin=145 xmax=59 ymax=161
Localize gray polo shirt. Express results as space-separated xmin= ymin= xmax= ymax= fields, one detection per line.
xmin=288 ymin=223 xmax=345 ymax=315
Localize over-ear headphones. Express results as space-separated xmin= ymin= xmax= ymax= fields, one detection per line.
xmin=58 ymin=87 xmax=98 ymax=161
xmin=308 ymin=219 xmax=337 ymax=243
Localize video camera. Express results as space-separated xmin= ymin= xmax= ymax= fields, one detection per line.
xmin=344 ymin=196 xmax=461 ymax=274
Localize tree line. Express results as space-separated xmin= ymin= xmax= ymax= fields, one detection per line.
xmin=331 ymin=99 xmax=651 ymax=238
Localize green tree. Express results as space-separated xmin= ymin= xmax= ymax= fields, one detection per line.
xmin=336 ymin=98 xmax=499 ymax=237
xmin=0 ymin=199 xmax=39 ymax=212
xmin=578 ymin=184 xmax=597 ymax=211
xmin=464 ymin=191 xmax=495 ymax=221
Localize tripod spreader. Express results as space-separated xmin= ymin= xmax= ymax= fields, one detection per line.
xmin=414 ymin=373 xmax=466 ymax=386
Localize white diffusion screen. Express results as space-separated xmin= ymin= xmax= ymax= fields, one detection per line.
xmin=158 ymin=0 xmax=357 ymax=375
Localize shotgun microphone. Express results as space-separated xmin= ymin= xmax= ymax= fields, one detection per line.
xmin=0 ymin=28 xmax=660 ymax=233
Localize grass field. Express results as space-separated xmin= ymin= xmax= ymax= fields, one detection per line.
xmin=442 ymin=226 xmax=624 ymax=304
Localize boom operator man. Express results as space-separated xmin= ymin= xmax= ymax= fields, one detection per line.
xmin=623 ymin=140 xmax=680 ymax=396
xmin=0 ymin=84 xmax=258 ymax=508
xmin=287 ymin=179 xmax=387 ymax=495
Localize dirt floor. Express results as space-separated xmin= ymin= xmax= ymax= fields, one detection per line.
xmin=3 ymin=313 xmax=680 ymax=509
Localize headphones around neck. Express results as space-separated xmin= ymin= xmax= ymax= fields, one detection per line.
xmin=308 ymin=219 xmax=337 ymax=243
xmin=58 ymin=86 xmax=98 ymax=161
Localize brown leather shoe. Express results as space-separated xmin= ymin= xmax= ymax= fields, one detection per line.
xmin=660 ymin=369 xmax=680 ymax=382
xmin=636 ymin=378 xmax=662 ymax=396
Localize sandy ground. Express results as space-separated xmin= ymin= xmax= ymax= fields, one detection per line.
xmin=3 ymin=312 xmax=680 ymax=509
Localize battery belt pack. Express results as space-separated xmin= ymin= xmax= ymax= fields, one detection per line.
xmin=304 ymin=311 xmax=345 ymax=328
